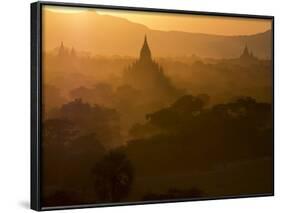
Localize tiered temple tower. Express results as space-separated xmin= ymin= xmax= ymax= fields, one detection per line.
xmin=123 ymin=35 xmax=180 ymax=102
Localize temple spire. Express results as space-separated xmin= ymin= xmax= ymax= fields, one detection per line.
xmin=243 ymin=44 xmax=250 ymax=57
xmin=240 ymin=44 xmax=256 ymax=60
xmin=58 ymin=41 xmax=66 ymax=57
xmin=140 ymin=35 xmax=152 ymax=61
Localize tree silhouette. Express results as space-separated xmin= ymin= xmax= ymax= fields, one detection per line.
xmin=43 ymin=118 xmax=79 ymax=146
xmin=57 ymin=98 xmax=121 ymax=148
xmin=42 ymin=118 xmax=79 ymax=202
xmin=92 ymin=149 xmax=134 ymax=202
xmin=143 ymin=94 xmax=205 ymax=131
xmin=126 ymin=94 xmax=272 ymax=177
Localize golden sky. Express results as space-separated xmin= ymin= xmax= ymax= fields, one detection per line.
xmin=46 ymin=6 xmax=271 ymax=36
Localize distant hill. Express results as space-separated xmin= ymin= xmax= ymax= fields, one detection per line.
xmin=44 ymin=10 xmax=272 ymax=59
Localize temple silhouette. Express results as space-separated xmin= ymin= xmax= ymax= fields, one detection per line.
xmin=57 ymin=41 xmax=77 ymax=59
xmin=240 ymin=44 xmax=256 ymax=61
xmin=123 ymin=35 xmax=180 ymax=101
xmin=139 ymin=35 xmax=152 ymax=62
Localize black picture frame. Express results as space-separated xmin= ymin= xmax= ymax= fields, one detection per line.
xmin=31 ymin=1 xmax=274 ymax=211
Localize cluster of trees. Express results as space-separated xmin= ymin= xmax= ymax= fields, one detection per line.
xmin=43 ymin=95 xmax=140 ymax=206
xmin=42 ymin=93 xmax=272 ymax=206
xmin=123 ymin=95 xmax=272 ymax=200
xmin=126 ymin=95 xmax=272 ymax=175
xmin=43 ymin=117 xmax=133 ymax=205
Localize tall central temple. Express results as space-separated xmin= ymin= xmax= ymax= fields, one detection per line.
xmin=139 ymin=35 xmax=152 ymax=62
xmin=123 ymin=36 xmax=180 ymax=102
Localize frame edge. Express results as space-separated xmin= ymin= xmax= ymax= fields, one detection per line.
xmin=31 ymin=1 xmax=42 ymax=211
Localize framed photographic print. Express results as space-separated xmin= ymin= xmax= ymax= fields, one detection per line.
xmin=31 ymin=1 xmax=274 ymax=211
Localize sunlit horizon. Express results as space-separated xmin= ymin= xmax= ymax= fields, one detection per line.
xmin=45 ymin=6 xmax=271 ymax=36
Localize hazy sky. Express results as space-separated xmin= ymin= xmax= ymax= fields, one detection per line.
xmin=46 ymin=6 xmax=271 ymax=36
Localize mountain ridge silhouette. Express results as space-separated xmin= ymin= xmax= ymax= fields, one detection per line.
xmin=44 ymin=10 xmax=272 ymax=59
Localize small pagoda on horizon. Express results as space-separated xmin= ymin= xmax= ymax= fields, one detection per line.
xmin=240 ymin=44 xmax=257 ymax=61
